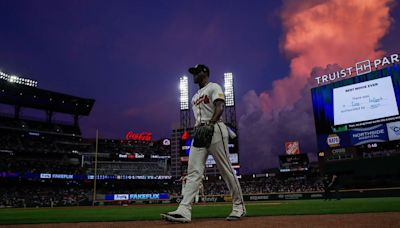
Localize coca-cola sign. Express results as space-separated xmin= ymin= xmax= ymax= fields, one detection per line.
xmin=125 ymin=131 xmax=152 ymax=142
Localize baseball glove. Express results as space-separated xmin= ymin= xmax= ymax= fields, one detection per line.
xmin=193 ymin=124 xmax=214 ymax=148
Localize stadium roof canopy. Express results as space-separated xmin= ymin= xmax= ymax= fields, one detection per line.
xmin=0 ymin=79 xmax=95 ymax=116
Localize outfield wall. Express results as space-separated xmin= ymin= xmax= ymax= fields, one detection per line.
xmin=167 ymin=187 xmax=400 ymax=203
xmin=91 ymin=187 xmax=400 ymax=206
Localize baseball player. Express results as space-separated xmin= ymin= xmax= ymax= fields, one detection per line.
xmin=161 ymin=64 xmax=246 ymax=223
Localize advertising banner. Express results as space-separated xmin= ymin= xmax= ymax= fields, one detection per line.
xmin=114 ymin=194 xmax=129 ymax=200
xmin=386 ymin=121 xmax=400 ymax=141
xmin=317 ymin=132 xmax=351 ymax=150
xmin=350 ymin=124 xmax=388 ymax=145
xmin=129 ymin=193 xmax=169 ymax=200
xmin=285 ymin=141 xmax=300 ymax=155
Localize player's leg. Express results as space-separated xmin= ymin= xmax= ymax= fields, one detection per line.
xmin=161 ymin=146 xmax=208 ymax=222
xmin=179 ymin=183 xmax=185 ymax=202
xmin=194 ymin=188 xmax=199 ymax=203
xmin=209 ymin=124 xmax=245 ymax=220
xmin=179 ymin=146 xmax=208 ymax=209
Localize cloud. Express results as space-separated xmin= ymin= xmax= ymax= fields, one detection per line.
xmin=239 ymin=0 xmax=394 ymax=173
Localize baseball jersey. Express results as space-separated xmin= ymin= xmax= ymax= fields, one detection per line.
xmin=191 ymin=82 xmax=225 ymax=126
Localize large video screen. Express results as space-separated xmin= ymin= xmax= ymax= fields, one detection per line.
xmin=312 ymin=65 xmax=400 ymax=135
xmin=333 ymin=76 xmax=398 ymax=125
xmin=279 ymin=154 xmax=309 ymax=172
xmin=206 ymin=153 xmax=238 ymax=165
xmin=311 ymin=65 xmax=400 ymax=150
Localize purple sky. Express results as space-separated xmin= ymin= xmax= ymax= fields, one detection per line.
xmin=0 ymin=0 xmax=399 ymax=173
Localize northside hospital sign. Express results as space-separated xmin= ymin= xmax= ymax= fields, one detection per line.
xmin=314 ymin=53 xmax=400 ymax=85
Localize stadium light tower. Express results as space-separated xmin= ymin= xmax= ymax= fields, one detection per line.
xmin=224 ymin=73 xmax=234 ymax=107
xmin=180 ymin=76 xmax=189 ymax=110
xmin=179 ymin=76 xmax=191 ymax=128
xmin=224 ymin=72 xmax=237 ymax=129
xmin=0 ymin=71 xmax=38 ymax=87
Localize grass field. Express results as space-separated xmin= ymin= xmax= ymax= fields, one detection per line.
xmin=1 ymin=197 xmax=400 ymax=225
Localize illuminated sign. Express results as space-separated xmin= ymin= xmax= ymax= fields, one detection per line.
xmin=51 ymin=174 xmax=74 ymax=179
xmin=114 ymin=194 xmax=129 ymax=200
xmin=163 ymin=139 xmax=171 ymax=146
xmin=326 ymin=134 xmax=340 ymax=147
xmin=129 ymin=194 xmax=169 ymax=200
xmin=40 ymin=173 xmax=51 ymax=179
xmin=206 ymin=153 xmax=238 ymax=165
xmin=151 ymin=155 xmax=170 ymax=159
xmin=367 ymin=143 xmax=378 ymax=148
xmin=332 ymin=148 xmax=346 ymax=154
xmin=118 ymin=153 xmax=144 ymax=159
xmin=105 ymin=193 xmax=170 ymax=201
xmin=181 ymin=131 xmax=190 ymax=140
xmin=285 ymin=141 xmax=300 ymax=155
xmin=182 ymin=145 xmax=190 ymax=150
xmin=180 ymin=131 xmax=192 ymax=156
xmin=386 ymin=121 xmax=400 ymax=141
xmin=3 ymin=172 xmax=172 ymax=180
xmin=350 ymin=124 xmax=388 ymax=146
xmin=125 ymin=131 xmax=152 ymax=141
xmin=315 ymin=53 xmax=400 ymax=85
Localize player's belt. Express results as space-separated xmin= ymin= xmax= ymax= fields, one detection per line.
xmin=198 ymin=120 xmax=222 ymax=126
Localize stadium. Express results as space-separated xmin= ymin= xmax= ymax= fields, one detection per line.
xmin=2 ymin=0 xmax=400 ymax=226
xmin=0 ymin=60 xmax=400 ymax=227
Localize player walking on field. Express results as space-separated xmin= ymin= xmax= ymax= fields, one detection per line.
xmin=161 ymin=64 xmax=246 ymax=223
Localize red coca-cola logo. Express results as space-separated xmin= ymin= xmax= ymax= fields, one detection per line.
xmin=125 ymin=131 xmax=152 ymax=141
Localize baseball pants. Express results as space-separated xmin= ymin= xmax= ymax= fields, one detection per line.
xmin=178 ymin=122 xmax=244 ymax=213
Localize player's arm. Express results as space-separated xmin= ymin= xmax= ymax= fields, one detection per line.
xmin=210 ymin=100 xmax=224 ymax=124
xmin=210 ymin=84 xmax=225 ymax=124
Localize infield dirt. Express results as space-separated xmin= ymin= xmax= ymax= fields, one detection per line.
xmin=4 ymin=212 xmax=400 ymax=228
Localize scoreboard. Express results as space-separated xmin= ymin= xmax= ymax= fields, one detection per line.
xmin=311 ymin=64 xmax=400 ymax=152
xmin=279 ymin=154 xmax=309 ymax=172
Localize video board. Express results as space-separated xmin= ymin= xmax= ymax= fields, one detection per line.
xmin=311 ymin=65 xmax=400 ymax=150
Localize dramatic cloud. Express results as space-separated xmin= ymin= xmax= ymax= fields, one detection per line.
xmin=239 ymin=0 xmax=394 ymax=173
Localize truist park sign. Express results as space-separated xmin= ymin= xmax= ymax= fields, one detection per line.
xmin=125 ymin=131 xmax=152 ymax=142
xmin=315 ymin=53 xmax=400 ymax=85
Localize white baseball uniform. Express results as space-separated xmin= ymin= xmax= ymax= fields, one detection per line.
xmin=175 ymin=82 xmax=245 ymax=219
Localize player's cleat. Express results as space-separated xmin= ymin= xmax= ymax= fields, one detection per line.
xmin=161 ymin=212 xmax=191 ymax=223
xmin=226 ymin=211 xmax=246 ymax=221
xmin=226 ymin=215 xmax=242 ymax=221
xmin=226 ymin=204 xmax=246 ymax=221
